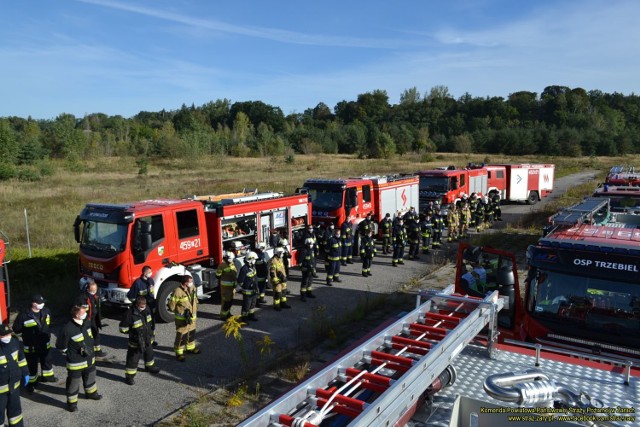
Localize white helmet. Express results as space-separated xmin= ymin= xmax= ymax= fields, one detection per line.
xmin=224 ymin=251 xmax=235 ymax=261
xmin=280 ymin=238 xmax=289 ymax=246
xmin=305 ymin=238 xmax=315 ymax=246
xmin=257 ymin=241 xmax=266 ymax=250
xmin=231 ymin=241 xmax=242 ymax=249
xmin=275 ymin=247 xmax=285 ymax=256
xmin=245 ymin=251 xmax=258 ymax=262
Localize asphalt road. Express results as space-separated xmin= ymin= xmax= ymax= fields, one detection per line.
xmin=19 ymin=171 xmax=597 ymax=427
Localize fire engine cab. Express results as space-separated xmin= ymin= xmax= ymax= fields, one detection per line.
xmin=300 ymin=174 xmax=419 ymax=232
xmin=74 ymin=191 xmax=311 ymax=322
xmin=525 ymin=197 xmax=640 ymax=364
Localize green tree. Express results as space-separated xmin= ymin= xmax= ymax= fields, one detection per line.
xmin=0 ymin=119 xmax=19 ymax=164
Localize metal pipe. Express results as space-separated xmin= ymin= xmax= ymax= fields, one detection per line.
xmin=483 ymin=369 xmax=550 ymax=403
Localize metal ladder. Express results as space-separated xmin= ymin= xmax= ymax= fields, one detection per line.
xmin=239 ymin=285 xmax=503 ymax=427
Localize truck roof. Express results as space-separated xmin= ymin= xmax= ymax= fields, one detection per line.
xmin=491 ymin=163 xmax=555 ymax=168
xmin=543 ymin=223 xmax=640 ymax=250
xmin=304 ymin=174 xmax=416 ymax=187
xmin=593 ymin=185 xmax=640 ymax=196
xmin=86 ymin=199 xmax=201 ymax=213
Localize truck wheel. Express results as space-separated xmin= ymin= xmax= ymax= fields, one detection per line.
xmin=526 ymin=192 xmax=538 ymax=205
xmin=156 ymin=280 xmax=179 ymax=323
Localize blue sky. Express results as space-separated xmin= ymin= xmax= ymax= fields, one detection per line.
xmin=2 ymin=0 xmax=639 ymax=120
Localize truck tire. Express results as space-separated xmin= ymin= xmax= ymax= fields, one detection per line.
xmin=526 ymin=191 xmax=538 ymax=205
xmin=156 ymin=280 xmax=179 ymax=323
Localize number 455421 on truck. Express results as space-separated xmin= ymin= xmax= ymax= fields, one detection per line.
xmin=74 ymin=192 xmax=311 ymax=322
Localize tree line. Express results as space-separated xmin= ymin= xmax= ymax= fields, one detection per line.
xmin=1 ymin=85 xmax=639 ymax=179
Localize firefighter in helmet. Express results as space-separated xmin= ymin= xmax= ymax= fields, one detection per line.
xmin=299 ymin=238 xmax=317 ymax=300
xmin=237 ymin=251 xmax=259 ymax=321
xmin=270 ymin=247 xmax=291 ymax=311
xmin=216 ymin=252 xmax=238 ymax=321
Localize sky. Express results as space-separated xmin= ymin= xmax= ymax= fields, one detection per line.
xmin=1 ymin=0 xmax=639 ymax=120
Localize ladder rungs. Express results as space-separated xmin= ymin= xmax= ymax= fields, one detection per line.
xmin=423 ymin=312 xmax=461 ymax=324
xmin=392 ymin=335 xmax=433 ymax=350
xmin=316 ymin=388 xmax=367 ymax=411
xmin=344 ymin=368 xmax=393 ymax=386
xmin=370 ymin=350 xmax=415 ymax=367
xmin=278 ymin=414 xmax=318 ymax=427
xmin=315 ymin=398 xmax=362 ymax=419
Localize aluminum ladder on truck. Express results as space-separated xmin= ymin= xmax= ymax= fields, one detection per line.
xmin=239 ymin=286 xmax=504 ymax=427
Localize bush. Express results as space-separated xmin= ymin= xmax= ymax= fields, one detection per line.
xmin=0 ymin=162 xmax=16 ymax=181
xmin=17 ymin=167 xmax=41 ymax=182
xmin=38 ymin=160 xmax=55 ymax=177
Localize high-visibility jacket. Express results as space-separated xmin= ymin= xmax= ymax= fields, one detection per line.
xmin=56 ymin=319 xmax=95 ymax=371
xmin=299 ymin=247 xmax=315 ymax=272
xmin=0 ymin=338 xmax=28 ymax=394
xmin=326 ymin=235 xmax=342 ymax=260
xmin=216 ymin=261 xmax=237 ymax=286
xmin=12 ymin=307 xmax=52 ymax=354
xmin=168 ymin=285 xmax=197 ymax=333
xmin=237 ymin=264 xmax=258 ymax=294
xmin=269 ymin=256 xmax=287 ymax=285
xmin=119 ymin=305 xmax=154 ymax=349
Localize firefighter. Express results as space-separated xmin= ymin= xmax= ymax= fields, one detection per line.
xmin=491 ymin=193 xmax=503 ymax=221
xmin=56 ymin=305 xmax=102 ymax=412
xmin=483 ymin=195 xmax=494 ymax=229
xmin=270 ymin=247 xmax=291 ymax=310
xmin=302 ymin=225 xmax=319 ymax=277
xmin=431 ymin=209 xmax=444 ymax=249
xmin=459 ymin=198 xmax=471 ymax=239
xmin=340 ymin=218 xmax=354 ymax=265
xmin=168 ymin=275 xmax=200 ymax=362
xmin=471 ymin=193 xmax=483 ymax=232
xmin=76 ymin=278 xmax=106 ymax=357
xmin=254 ymin=242 xmax=269 ymax=307
xmin=269 ymin=228 xmax=281 ymax=248
xmin=0 ymin=324 xmax=28 ymax=426
xmin=391 ymin=218 xmax=407 ymax=266
xmin=119 ymin=296 xmax=160 ymax=385
xmin=379 ymin=213 xmax=393 ymax=254
xmin=459 ymin=247 xmax=488 ymax=297
xmin=299 ymin=238 xmax=317 ymax=301
xmin=127 ymin=265 xmax=157 ymax=341
xmin=407 ymin=217 xmax=421 ymax=260
xmin=447 ymin=204 xmax=459 ymax=242
xmin=420 ymin=213 xmax=432 ymax=254
xmin=325 ymin=228 xmax=342 ymax=286
xmin=357 ymin=212 xmax=373 ymax=251
xmin=403 ymin=206 xmax=418 ymax=223
xmin=216 ymin=252 xmax=238 ymax=320
xmin=278 ymin=238 xmax=292 ymax=279
xmin=323 ymin=223 xmax=335 ymax=273
xmin=237 ymin=251 xmax=259 ymax=321
xmin=360 ymin=230 xmax=376 ymax=277
xmin=12 ymin=294 xmax=56 ymax=393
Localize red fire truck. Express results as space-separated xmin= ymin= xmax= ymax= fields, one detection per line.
xmin=455 ymin=197 xmax=640 ymax=366
xmin=74 ymin=191 xmax=311 ymax=322
xmin=416 ymin=163 xmax=554 ymax=212
xmin=300 ymin=174 xmax=419 ymax=233
xmin=605 ymin=165 xmax=640 ymax=185
xmin=0 ymin=232 xmax=10 ymax=324
xmin=592 ymin=184 xmax=640 ymax=213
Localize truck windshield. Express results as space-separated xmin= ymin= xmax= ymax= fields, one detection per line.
xmin=592 ymin=194 xmax=640 ymax=212
xmin=307 ymin=188 xmax=343 ymax=211
xmin=528 ymin=269 xmax=640 ymax=348
xmin=80 ymin=221 xmax=128 ymax=254
xmin=419 ymin=176 xmax=448 ymax=192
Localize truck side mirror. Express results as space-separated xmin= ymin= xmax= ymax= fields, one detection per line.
xmin=73 ymin=216 xmax=81 ymax=243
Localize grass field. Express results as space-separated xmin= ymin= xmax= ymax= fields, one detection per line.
xmin=0 ymin=152 xmax=633 ymax=311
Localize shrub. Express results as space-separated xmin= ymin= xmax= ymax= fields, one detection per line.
xmin=0 ymin=162 xmax=16 ymax=180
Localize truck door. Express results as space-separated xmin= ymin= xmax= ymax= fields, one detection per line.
xmin=132 ymin=214 xmax=167 ymax=267
xmin=174 ymin=208 xmax=206 ymax=264
xmin=345 ymin=187 xmax=358 ymax=218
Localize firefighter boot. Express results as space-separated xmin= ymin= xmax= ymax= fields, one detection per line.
xmin=281 ymin=300 xmax=292 ymax=309
xmin=301 ymin=292 xmax=307 ymax=302
xmin=248 ymin=312 xmax=259 ymax=322
xmin=67 ymin=403 xmax=78 ymax=413
xmin=87 ymin=392 xmax=103 ymax=400
xmin=125 ymin=374 xmax=135 ymax=386
xmin=146 ymin=365 xmax=160 ymax=374
xmin=306 ymin=290 xmax=316 ymax=298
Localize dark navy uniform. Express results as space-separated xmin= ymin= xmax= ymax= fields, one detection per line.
xmin=0 ymin=328 xmax=28 ymax=427
xmin=12 ymin=302 xmax=55 ymax=389
xmin=360 ymin=234 xmax=377 ymax=276
xmin=326 ymin=233 xmax=342 ymax=285
xmin=119 ymin=303 xmax=159 ymax=385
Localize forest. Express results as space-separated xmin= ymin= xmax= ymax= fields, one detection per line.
xmin=0 ymin=84 xmax=639 ymax=181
